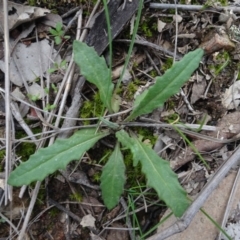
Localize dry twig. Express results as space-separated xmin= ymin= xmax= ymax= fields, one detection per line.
xmin=150 ymin=3 xmax=240 ymax=13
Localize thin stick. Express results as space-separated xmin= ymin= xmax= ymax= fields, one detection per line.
xmin=120 ymin=197 xmax=135 ymax=240
xmin=3 ymin=0 xmax=12 ymax=205
xmin=218 ymin=167 xmax=240 ymax=240
xmin=50 ymin=10 xmax=82 ymax=138
xmin=11 ymin=102 xmax=37 ymax=144
xmin=149 ymin=3 xmax=240 ymax=13
xmin=61 ymin=6 xmax=81 ymax=19
xmin=173 ymin=0 xmax=178 ymax=63
xmin=115 ymin=39 xmax=182 ymax=60
xmin=48 ymin=198 xmax=81 ymax=222
xmin=18 ymin=181 xmax=41 ymax=240
xmin=0 ymin=212 xmax=19 ymax=234
xmin=79 ymin=0 xmax=101 ymax=42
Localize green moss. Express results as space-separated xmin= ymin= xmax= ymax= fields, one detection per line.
xmin=0 ymin=150 xmax=5 ymax=172
xmin=0 ymin=150 xmax=5 ymax=161
xmin=70 ymin=192 xmax=83 ymax=202
xmin=135 ymin=127 xmax=157 ymax=146
xmin=92 ymin=172 xmax=101 ymax=183
xmin=124 ymin=79 xmax=143 ymax=100
xmin=79 ymin=92 xmax=104 ymax=124
xmin=215 ymin=50 xmax=229 ymax=61
xmin=208 ymin=50 xmax=230 ymax=75
xmin=123 ymin=149 xmax=144 ymax=187
xmin=16 ymin=142 xmax=36 ymax=161
xmin=35 ymin=183 xmax=46 ymax=206
xmin=115 ymin=86 xmax=123 ymax=95
xmin=27 ymin=0 xmax=36 ymax=5
xmin=139 ymin=17 xmax=157 ymax=38
xmin=140 ymin=22 xmax=153 ymax=37
xmin=160 ymin=16 xmax=173 ymax=23
xmin=118 ymin=128 xmax=157 ymax=188
xmin=235 ymin=63 xmax=240 ymax=81
xmin=167 ymin=99 xmax=176 ymax=110
xmin=49 ymin=207 xmax=59 ymax=217
xmin=161 ymin=58 xmax=173 ymax=72
xmin=126 ymin=82 xmax=139 ymax=100
xmin=168 ymin=9 xmax=176 ymax=14
xmin=0 ymin=150 xmax=6 ymax=172
xmin=15 ymin=129 xmax=41 ymax=161
xmin=219 ymin=0 xmax=228 ymax=6
xmin=149 ymin=70 xmax=158 ymax=78
xmin=132 ymin=61 xmax=139 ymax=69
xmin=99 ymin=148 xmax=113 ymax=164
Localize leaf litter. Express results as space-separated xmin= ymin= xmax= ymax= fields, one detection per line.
xmin=1 ymin=0 xmax=240 ymax=239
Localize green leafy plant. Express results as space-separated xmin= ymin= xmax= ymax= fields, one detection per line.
xmin=49 ymin=22 xmax=70 ymax=45
xmin=8 ymin=41 xmax=203 ymax=217
xmin=44 ymin=103 xmax=56 ymax=111
xmin=48 ymin=60 xmax=67 ymax=73
xmin=27 ymin=93 xmax=41 ymax=102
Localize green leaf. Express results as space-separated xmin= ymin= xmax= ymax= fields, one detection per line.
xmin=73 ymin=41 xmax=114 ymax=112
xmin=111 ymin=92 xmax=121 ymax=113
xmin=100 ymin=143 xmax=126 ymax=209
xmin=126 ymin=48 xmax=204 ymax=121
xmin=116 ymin=130 xmax=189 ymax=217
xmin=55 ymin=36 xmax=62 ymax=45
xmin=58 ymin=30 xmax=64 ymax=37
xmin=60 ymin=59 xmax=67 ymax=68
xmin=55 ymin=22 xmax=62 ymax=32
xmin=49 ymin=28 xmax=58 ymax=36
xmin=8 ymin=129 xmax=109 ymax=186
xmin=48 ymin=68 xmax=56 ymax=73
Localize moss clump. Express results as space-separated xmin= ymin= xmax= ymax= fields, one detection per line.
xmin=124 ymin=79 xmax=143 ymax=100
xmin=219 ymin=0 xmax=228 ymax=6
xmin=34 ymin=183 xmax=46 ymax=206
xmin=123 ymin=149 xmax=145 ymax=187
xmin=134 ymin=127 xmax=157 ymax=146
xmin=0 ymin=150 xmax=5 ymax=172
xmin=15 ymin=128 xmax=41 ymax=161
xmin=120 ymin=128 xmax=157 ymax=188
xmin=139 ymin=17 xmax=157 ymax=38
xmin=125 ymin=82 xmax=139 ymax=100
xmin=208 ymin=50 xmax=230 ymax=76
xmin=92 ymin=172 xmax=101 ymax=183
xmin=166 ymin=99 xmax=176 ymax=110
xmin=161 ymin=58 xmax=173 ymax=72
xmin=159 ymin=16 xmax=173 ymax=23
xmin=99 ymin=148 xmax=113 ymax=165
xmin=27 ymin=0 xmax=37 ymax=5
xmin=49 ymin=207 xmax=60 ymax=218
xmin=70 ymin=192 xmax=83 ymax=202
xmin=149 ymin=70 xmax=158 ymax=78
xmin=0 ymin=150 xmax=5 ymax=161
xmin=79 ymin=92 xmax=104 ymax=124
